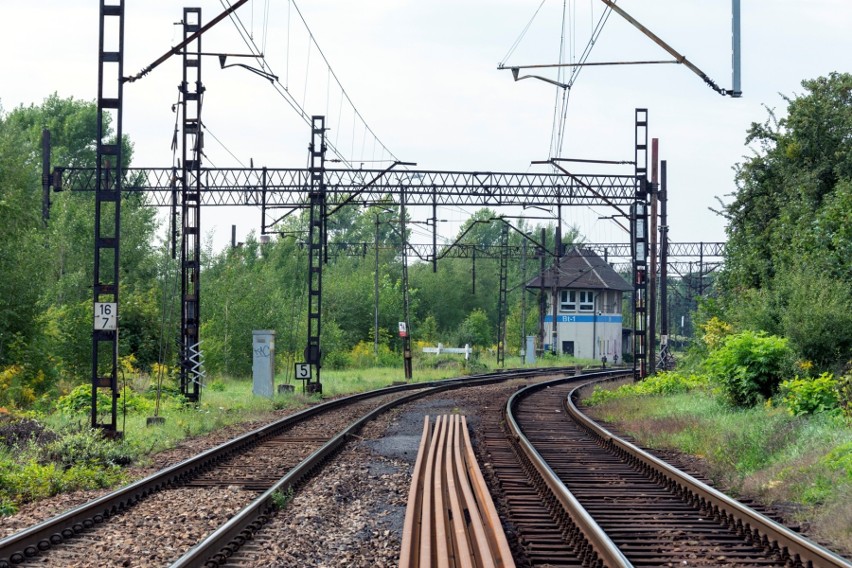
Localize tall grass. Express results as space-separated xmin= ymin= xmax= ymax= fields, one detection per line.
xmin=586 ymin=380 xmax=852 ymax=552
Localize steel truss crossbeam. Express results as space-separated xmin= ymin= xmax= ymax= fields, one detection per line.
xmin=587 ymin=241 xmax=725 ymax=258
xmin=610 ymin=261 xmax=722 ymax=275
xmin=50 ymin=168 xmax=637 ymax=207
xmin=324 ymin=241 xmax=725 ymax=263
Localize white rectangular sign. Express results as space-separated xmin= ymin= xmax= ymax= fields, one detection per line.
xmin=295 ymin=362 xmax=311 ymax=381
xmin=94 ymin=302 xmax=117 ymax=330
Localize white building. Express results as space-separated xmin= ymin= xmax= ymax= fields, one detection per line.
xmin=526 ymin=246 xmax=631 ymax=361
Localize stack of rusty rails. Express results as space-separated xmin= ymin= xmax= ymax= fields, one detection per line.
xmin=400 ymin=415 xmax=515 ymax=568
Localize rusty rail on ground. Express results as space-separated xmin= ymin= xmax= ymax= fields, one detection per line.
xmin=400 ymin=415 xmax=515 ymax=568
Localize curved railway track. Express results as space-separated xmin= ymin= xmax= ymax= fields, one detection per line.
xmin=0 ymin=368 xmax=567 ymax=568
xmin=488 ymin=371 xmax=852 ymax=567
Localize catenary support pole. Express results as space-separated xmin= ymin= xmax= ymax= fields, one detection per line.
xmin=649 ymin=138 xmax=659 ymax=374
xmin=92 ymin=0 xmax=125 ymax=436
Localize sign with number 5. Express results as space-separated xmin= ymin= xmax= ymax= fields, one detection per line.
xmin=295 ymin=362 xmax=311 ymax=381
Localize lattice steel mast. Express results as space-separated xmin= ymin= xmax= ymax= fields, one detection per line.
xmin=179 ymin=8 xmax=205 ymax=402
xmin=91 ymin=0 xmax=125 ymax=436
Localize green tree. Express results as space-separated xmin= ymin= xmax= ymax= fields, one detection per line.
xmin=721 ymin=73 xmax=852 ymax=370
xmin=454 ymin=309 xmax=493 ymax=348
xmin=0 ymin=94 xmax=161 ymax=397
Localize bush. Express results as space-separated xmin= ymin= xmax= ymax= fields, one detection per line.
xmin=55 ymin=383 xmax=112 ymax=414
xmin=41 ymin=427 xmax=135 ymax=469
xmin=453 ymin=309 xmax=492 ymax=347
xmin=837 ymin=370 xmax=852 ymax=418
xmin=779 ymin=373 xmax=841 ymax=416
xmin=0 ymin=418 xmax=59 ymax=449
xmin=704 ymin=331 xmax=791 ymax=407
xmin=585 ymin=371 xmax=710 ymax=406
xmin=55 ymin=383 xmax=161 ymax=416
xmin=778 ymin=269 xmax=852 ymax=370
xmin=322 ymin=350 xmax=351 ymax=370
xmin=634 ymin=371 xmax=711 ymax=396
xmin=347 ymin=341 xmax=400 ymax=368
xmin=0 ymin=456 xmax=125 ymax=514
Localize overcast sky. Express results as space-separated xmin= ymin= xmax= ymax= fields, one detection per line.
xmin=2 ymin=1 xmax=850 ymax=252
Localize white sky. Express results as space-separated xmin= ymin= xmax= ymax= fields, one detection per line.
xmin=2 ymin=1 xmax=850 ymax=253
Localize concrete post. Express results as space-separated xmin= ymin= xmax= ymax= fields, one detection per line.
xmin=252 ymin=330 xmax=276 ymax=397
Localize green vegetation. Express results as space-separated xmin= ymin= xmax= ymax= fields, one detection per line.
xmin=2 ymin=69 xmax=851 ymax=549
xmin=0 ymin=346 xmax=602 ymax=517
xmin=705 ymin=331 xmax=791 ymax=407
xmin=270 ymin=487 xmax=295 ymax=510
xmin=721 ymin=72 xmax=852 ymax=371
xmin=586 ymin=369 xmax=852 ymax=550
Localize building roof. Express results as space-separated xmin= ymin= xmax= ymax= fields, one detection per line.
xmin=525 ymin=246 xmax=632 ymax=292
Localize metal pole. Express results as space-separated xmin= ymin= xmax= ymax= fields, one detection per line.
xmin=42 ymin=129 xmax=51 ymax=226
xmin=556 ymin=205 xmax=563 ymax=257
xmin=660 ymin=160 xmax=669 ymax=362
xmin=400 ymin=188 xmax=412 ymax=380
xmin=649 ymin=139 xmax=659 ymax=373
xmin=539 ymin=228 xmax=546 ymax=354
xmin=521 ymin=237 xmax=528 ymax=364
xmin=374 ymin=214 xmax=380 ymax=356
xmin=432 ymin=190 xmax=438 ymax=273
xmin=732 ymin=0 xmax=742 ymax=96
xmin=471 ymin=248 xmax=476 ymax=295
xmin=550 ymin=228 xmax=559 ymax=354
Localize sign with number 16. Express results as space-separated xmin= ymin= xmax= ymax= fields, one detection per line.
xmin=94 ymin=302 xmax=117 ymax=330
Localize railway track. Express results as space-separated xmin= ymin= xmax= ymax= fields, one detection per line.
xmin=0 ymin=368 xmax=567 ymax=568
xmin=487 ymin=371 xmax=852 ymax=567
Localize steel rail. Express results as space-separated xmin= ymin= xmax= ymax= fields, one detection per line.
xmin=400 ymin=415 xmax=514 ymax=568
xmin=565 ymin=380 xmax=852 ymax=568
xmin=505 ymin=371 xmax=634 ymax=568
xmin=0 ymin=368 xmax=564 ymax=566
xmin=399 ymin=417 xmax=431 ymax=568
xmin=172 ymin=374 xmax=547 ymax=567
xmin=460 ymin=415 xmax=515 ymax=565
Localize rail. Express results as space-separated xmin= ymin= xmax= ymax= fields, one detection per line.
xmin=505 ymin=371 xmax=633 ymax=568
xmin=0 ymin=368 xmax=570 ymax=566
xmin=565 ymin=379 xmax=852 ymax=568
xmin=400 ymin=415 xmax=515 ymax=568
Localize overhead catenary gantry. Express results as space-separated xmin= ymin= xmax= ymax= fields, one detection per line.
xmin=46 ymin=1 xmax=704 ymax=436
xmin=48 ymin=113 xmax=651 ymax=391
xmin=51 ymin=167 xmax=638 ymax=208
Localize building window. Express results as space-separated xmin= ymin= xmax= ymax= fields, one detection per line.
xmin=559 ymin=290 xmax=576 ymax=312
xmin=579 ymin=291 xmax=595 ymax=312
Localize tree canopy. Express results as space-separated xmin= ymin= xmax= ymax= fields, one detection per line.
xmin=721 ymin=72 xmax=852 ymax=369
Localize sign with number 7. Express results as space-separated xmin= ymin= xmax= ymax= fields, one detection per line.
xmin=94 ymin=302 xmax=117 ymax=330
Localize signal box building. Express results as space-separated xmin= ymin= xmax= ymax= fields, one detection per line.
xmin=526 ymin=246 xmax=631 ymax=361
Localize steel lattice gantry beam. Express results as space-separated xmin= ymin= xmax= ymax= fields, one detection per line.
xmin=50 ymin=167 xmax=638 ymax=208
xmin=586 ymin=241 xmax=726 ymax=258
xmin=322 ymin=242 xmax=725 ymax=262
